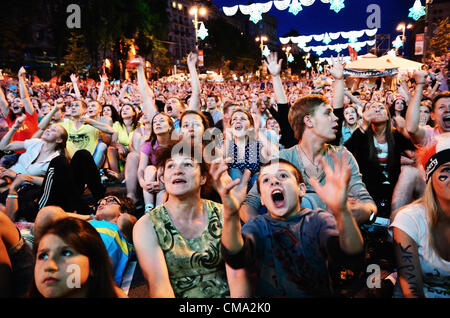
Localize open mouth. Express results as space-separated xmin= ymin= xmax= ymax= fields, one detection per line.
xmin=172 ymin=178 xmax=186 ymax=185
xmin=443 ymin=115 xmax=450 ymax=128
xmin=271 ymin=189 xmax=285 ymax=208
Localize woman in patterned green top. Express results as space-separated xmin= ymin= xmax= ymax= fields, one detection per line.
xmin=133 ymin=140 xmax=246 ymax=298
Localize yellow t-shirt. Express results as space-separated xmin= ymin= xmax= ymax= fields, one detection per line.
xmin=113 ymin=122 xmax=138 ymax=148
xmin=58 ymin=121 xmax=99 ymax=157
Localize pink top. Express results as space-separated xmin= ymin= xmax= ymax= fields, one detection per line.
xmin=140 ymin=140 xmax=159 ymax=166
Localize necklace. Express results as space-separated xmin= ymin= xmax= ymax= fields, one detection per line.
xmin=298 ymin=144 xmax=321 ymax=175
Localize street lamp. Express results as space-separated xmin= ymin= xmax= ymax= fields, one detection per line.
xmin=190 ymin=5 xmax=207 ymax=50
xmin=396 ymin=22 xmax=413 ymax=56
xmin=255 ymin=35 xmax=268 ymax=59
xmin=282 ymin=46 xmax=294 ymax=63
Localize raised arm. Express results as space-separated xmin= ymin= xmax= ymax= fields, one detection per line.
xmin=81 ymin=117 xmax=114 ymax=134
xmin=264 ymin=52 xmax=287 ymax=104
xmin=329 ymin=55 xmax=345 ymax=110
xmin=0 ymin=115 xmax=26 ymax=152
xmin=309 ymin=152 xmax=364 ymax=254
xmin=187 ymin=52 xmax=201 ymax=111
xmin=0 ymin=83 xmax=10 ymax=118
xmin=209 ymin=158 xmax=251 ymax=254
xmin=36 ymin=99 xmax=64 ymax=132
xmin=405 ymin=70 xmax=428 ymax=145
xmin=18 ymin=67 xmax=35 ymax=115
xmin=135 ymin=57 xmax=157 ymax=118
xmin=70 ymin=74 xmax=82 ymax=100
xmin=96 ymin=74 xmax=107 ymax=102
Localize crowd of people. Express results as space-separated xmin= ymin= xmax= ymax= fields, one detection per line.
xmin=0 ymin=50 xmax=448 ymax=298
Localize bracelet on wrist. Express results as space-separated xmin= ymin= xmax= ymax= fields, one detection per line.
xmin=417 ymin=82 xmax=426 ymax=85
xmin=7 ymin=194 xmax=18 ymax=199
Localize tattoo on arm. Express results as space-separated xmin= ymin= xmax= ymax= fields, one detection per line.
xmin=396 ymin=242 xmax=422 ymax=297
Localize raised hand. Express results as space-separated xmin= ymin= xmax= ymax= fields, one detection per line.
xmin=70 ymin=74 xmax=79 ymax=82
xmin=18 ymin=66 xmax=27 ymax=77
xmin=12 ymin=114 xmax=26 ymax=129
xmin=209 ymin=158 xmax=250 ymax=216
xmin=264 ymin=52 xmax=282 ymax=77
xmin=413 ymin=69 xmax=428 ymax=84
xmin=398 ymin=80 xmax=410 ymax=102
xmin=187 ymin=52 xmax=198 ymax=68
xmin=328 ymin=54 xmax=344 ymax=80
xmin=309 ymin=152 xmax=351 ymax=217
xmin=100 ymin=73 xmax=108 ymax=83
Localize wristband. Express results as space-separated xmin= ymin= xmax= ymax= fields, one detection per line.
xmin=416 ymin=82 xmax=425 ymax=85
xmin=7 ymin=194 xmax=18 ymax=199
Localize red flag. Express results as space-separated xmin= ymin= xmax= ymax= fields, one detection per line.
xmin=33 ymin=76 xmax=41 ymax=83
xmin=348 ymin=45 xmax=358 ymax=61
xmin=49 ymin=76 xmax=58 ymax=86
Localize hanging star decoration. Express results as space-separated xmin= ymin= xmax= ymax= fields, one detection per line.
xmin=262 ymin=45 xmax=271 ymax=57
xmin=287 ymin=53 xmax=294 ymax=63
xmin=348 ymin=35 xmax=358 ymax=44
xmin=323 ymin=33 xmax=332 ymax=45
xmin=318 ymin=65 xmax=323 ymax=72
xmin=197 ymin=22 xmax=208 ymax=40
xmin=249 ymin=9 xmax=263 ymax=24
xmin=392 ymin=36 xmax=404 ymax=49
xmin=408 ymin=0 xmax=426 ymax=21
xmin=329 ymin=0 xmax=345 ymax=13
xmin=289 ymin=0 xmax=303 ymax=16
xmin=306 ymin=61 xmax=312 ymax=68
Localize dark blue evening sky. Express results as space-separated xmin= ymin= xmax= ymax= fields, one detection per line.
xmin=211 ymin=0 xmax=418 ymax=55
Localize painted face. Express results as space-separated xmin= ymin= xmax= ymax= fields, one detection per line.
xmin=431 ymin=97 xmax=450 ymax=132
xmin=163 ymin=154 xmax=204 ymax=198
xmin=35 ymin=234 xmax=90 ymax=298
xmin=152 ymin=113 xmax=171 ymax=135
xmin=344 ymin=107 xmax=357 ymax=126
xmin=419 ymin=105 xmax=431 ymax=126
xmin=259 ymin=163 xmax=305 ymax=219
xmin=431 ymin=162 xmax=450 ymax=203
xmin=231 ymin=111 xmax=252 ymax=138
xmin=181 ymin=113 xmax=204 ymax=141
xmin=308 ymin=103 xmax=339 ymax=142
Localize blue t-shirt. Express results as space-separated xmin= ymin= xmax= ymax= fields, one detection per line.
xmin=89 ymin=220 xmax=134 ymax=285
xmin=237 ymin=209 xmax=339 ymax=297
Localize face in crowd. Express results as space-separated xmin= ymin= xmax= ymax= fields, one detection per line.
xmin=258 ymin=161 xmax=306 ymax=220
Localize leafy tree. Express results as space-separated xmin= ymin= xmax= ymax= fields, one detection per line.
xmin=202 ymin=17 xmax=260 ymax=74
xmin=63 ymin=32 xmax=90 ymax=76
xmin=427 ymin=17 xmax=450 ymax=57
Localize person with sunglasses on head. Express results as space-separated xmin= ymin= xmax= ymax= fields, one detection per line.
xmin=33 ymin=192 xmax=137 ymax=287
